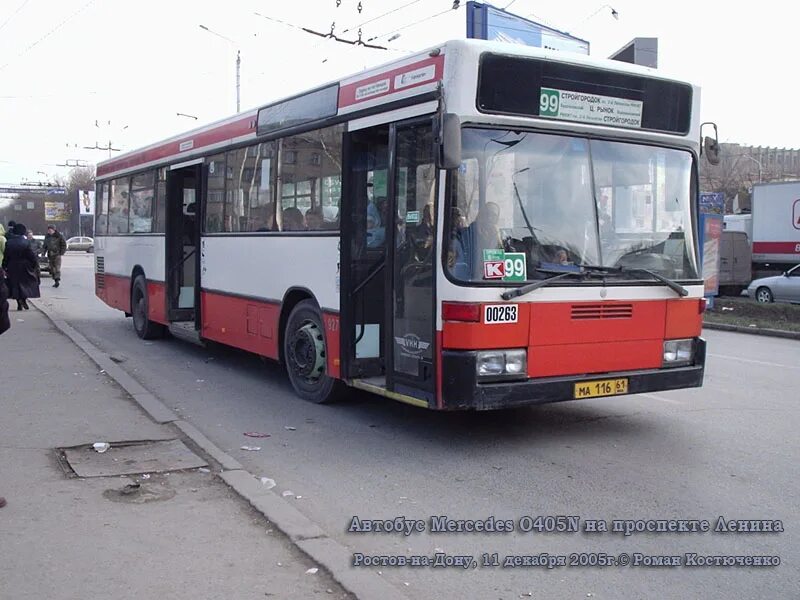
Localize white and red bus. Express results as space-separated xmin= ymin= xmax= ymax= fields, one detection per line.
xmin=95 ymin=39 xmax=709 ymax=410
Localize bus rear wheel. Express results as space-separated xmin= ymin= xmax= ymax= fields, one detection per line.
xmin=131 ymin=275 xmax=166 ymax=340
xmin=283 ymin=299 xmax=342 ymax=404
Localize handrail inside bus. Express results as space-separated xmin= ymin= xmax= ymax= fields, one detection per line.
xmin=168 ymin=248 xmax=196 ymax=276
xmin=350 ymin=259 xmax=386 ymax=297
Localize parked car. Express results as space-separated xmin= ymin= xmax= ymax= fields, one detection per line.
xmin=33 ymin=234 xmax=49 ymax=274
xmin=746 ymin=264 xmax=800 ymax=304
xmin=66 ymin=236 xmax=94 ymax=252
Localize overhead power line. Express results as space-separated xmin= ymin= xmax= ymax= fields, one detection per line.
xmin=0 ymin=0 xmax=33 ymax=34
xmin=341 ymin=0 xmax=424 ymax=33
xmin=0 ymin=0 xmax=97 ymax=72
xmin=254 ymin=11 xmax=402 ymax=51
xmin=367 ymin=1 xmax=463 ymax=42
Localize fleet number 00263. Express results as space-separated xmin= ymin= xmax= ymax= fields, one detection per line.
xmin=574 ymin=378 xmax=629 ymax=399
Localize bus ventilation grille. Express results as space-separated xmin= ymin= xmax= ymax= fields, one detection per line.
xmin=95 ymin=256 xmax=105 ymax=289
xmin=571 ymin=303 xmax=633 ymax=320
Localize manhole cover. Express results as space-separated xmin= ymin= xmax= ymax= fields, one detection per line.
xmin=62 ymin=439 xmax=207 ymax=477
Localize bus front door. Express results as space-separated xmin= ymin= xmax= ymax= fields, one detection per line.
xmin=165 ymin=163 xmax=202 ymax=326
xmin=386 ymin=121 xmax=437 ymax=403
xmin=341 ymin=120 xmax=437 ymax=406
xmin=341 ymin=126 xmax=390 ymax=381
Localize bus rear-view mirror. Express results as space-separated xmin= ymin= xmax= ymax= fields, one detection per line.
xmin=440 ymin=113 xmax=462 ymax=170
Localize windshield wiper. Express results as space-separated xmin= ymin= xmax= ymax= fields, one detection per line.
xmin=501 ymin=272 xmax=576 ymax=300
xmin=500 ymin=264 xmax=688 ymax=301
xmin=500 ymin=267 xmax=606 ymax=300
xmin=511 ymin=167 xmax=540 ymax=243
xmin=618 ymin=267 xmax=689 ymax=297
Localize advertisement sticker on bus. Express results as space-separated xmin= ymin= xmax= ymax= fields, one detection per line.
xmin=394 ymin=65 xmax=436 ymax=89
xmin=355 ymin=79 xmax=390 ymax=101
xmin=482 ymin=250 xmax=526 ymax=281
xmin=483 ymin=249 xmax=505 ymax=279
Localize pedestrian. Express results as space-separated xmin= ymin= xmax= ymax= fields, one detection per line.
xmin=0 ymin=224 xmax=6 ymax=267
xmin=2 ymin=223 xmax=40 ymax=310
xmin=43 ymin=224 xmax=67 ymax=287
xmin=0 ymin=265 xmax=10 ymax=334
xmin=5 ymin=220 xmax=18 ymax=240
xmin=26 ymin=230 xmax=43 ymax=255
xmin=0 ymin=242 xmax=11 ymax=513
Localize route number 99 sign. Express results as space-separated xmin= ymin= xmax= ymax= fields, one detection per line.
xmin=540 ymin=88 xmax=560 ymax=117
xmin=503 ymin=253 xmax=526 ymax=282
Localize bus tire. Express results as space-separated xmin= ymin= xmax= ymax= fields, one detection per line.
xmin=283 ymin=299 xmax=342 ymax=404
xmin=131 ymin=275 xmax=166 ymax=340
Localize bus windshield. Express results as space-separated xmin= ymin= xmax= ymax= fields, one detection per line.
xmin=445 ymin=128 xmax=698 ymax=284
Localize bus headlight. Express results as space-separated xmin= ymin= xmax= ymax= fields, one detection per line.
xmin=663 ymin=339 xmax=694 ymax=367
xmin=476 ymin=349 xmax=527 ymax=381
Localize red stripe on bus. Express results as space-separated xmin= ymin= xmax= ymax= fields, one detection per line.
xmin=200 ymin=291 xmax=280 ymax=360
xmin=97 ymin=115 xmax=257 ymax=177
xmin=529 ymin=340 xmax=663 ymax=378
xmin=443 ymin=303 xmax=530 ymax=349
xmin=441 ymin=300 xmax=695 ymax=377
xmin=102 ymin=273 xmax=131 ymax=313
xmin=530 ymin=301 xmax=667 ymax=345
xmin=147 ymin=280 xmax=168 ymax=325
xmin=752 ymin=241 xmax=800 ymax=253
xmin=323 ymin=311 xmax=341 ymax=379
xmin=665 ymin=298 xmax=703 ymax=339
xmin=338 ymin=54 xmax=444 ymax=108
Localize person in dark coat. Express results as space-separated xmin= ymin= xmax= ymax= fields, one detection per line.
xmin=2 ymin=223 xmax=40 ymax=310
xmin=0 ymin=266 xmax=10 ymax=334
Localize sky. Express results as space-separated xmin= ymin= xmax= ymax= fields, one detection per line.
xmin=0 ymin=0 xmax=797 ymax=187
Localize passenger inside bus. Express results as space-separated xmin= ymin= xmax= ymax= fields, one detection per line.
xmin=304 ymin=206 xmax=324 ymax=231
xmin=281 ymin=207 xmax=305 ymax=231
xmin=457 ymin=201 xmax=502 ymax=265
xmin=366 ymin=214 xmax=385 ymax=248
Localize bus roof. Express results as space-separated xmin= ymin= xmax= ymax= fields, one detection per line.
xmin=97 ymin=38 xmax=698 ymax=179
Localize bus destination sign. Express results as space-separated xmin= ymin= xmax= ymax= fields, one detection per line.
xmin=539 ymin=87 xmax=643 ymax=128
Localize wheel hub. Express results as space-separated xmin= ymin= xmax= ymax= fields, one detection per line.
xmin=287 ymin=321 xmax=326 ymax=382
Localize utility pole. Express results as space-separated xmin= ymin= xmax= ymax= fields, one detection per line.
xmin=199 ymin=24 xmax=242 ymax=113
xmin=236 ymin=50 xmax=241 ymax=113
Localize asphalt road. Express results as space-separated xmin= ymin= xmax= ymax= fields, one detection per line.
xmin=36 ymin=253 xmax=799 ymax=600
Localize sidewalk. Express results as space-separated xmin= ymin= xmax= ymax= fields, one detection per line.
xmin=0 ymin=308 xmax=351 ymax=600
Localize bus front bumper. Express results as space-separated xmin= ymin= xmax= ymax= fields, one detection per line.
xmin=441 ymin=338 xmax=706 ymax=411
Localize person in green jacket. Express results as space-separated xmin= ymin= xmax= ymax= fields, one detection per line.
xmin=0 ymin=224 xmax=6 ymax=266
xmin=43 ymin=225 xmax=67 ymax=287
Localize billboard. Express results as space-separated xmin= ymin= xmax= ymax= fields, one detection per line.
xmin=79 ymin=189 xmax=95 ymax=216
xmin=699 ymin=192 xmax=724 ymax=215
xmin=699 ymin=213 xmax=723 ymax=297
xmin=466 ymin=1 xmax=589 ymax=54
xmin=44 ymin=201 xmax=69 ymax=221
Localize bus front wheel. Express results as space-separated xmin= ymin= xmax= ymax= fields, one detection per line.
xmin=283 ymin=299 xmax=342 ymax=404
xmin=131 ymin=275 xmax=166 ymax=340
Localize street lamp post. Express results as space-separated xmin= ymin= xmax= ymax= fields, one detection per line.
xmin=741 ymin=154 xmax=763 ymax=183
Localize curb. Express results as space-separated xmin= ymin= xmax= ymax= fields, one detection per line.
xmin=31 ymin=300 xmax=407 ymax=600
xmin=703 ymin=321 xmax=800 ymax=340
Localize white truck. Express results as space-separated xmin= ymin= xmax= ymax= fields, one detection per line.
xmin=751 ymin=181 xmax=800 ymax=277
